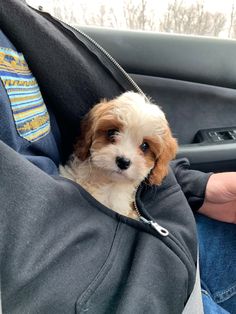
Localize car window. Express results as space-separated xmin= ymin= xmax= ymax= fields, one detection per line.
xmin=26 ymin=0 xmax=236 ymax=40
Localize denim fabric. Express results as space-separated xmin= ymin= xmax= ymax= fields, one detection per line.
xmin=196 ymin=214 xmax=236 ymax=314
xmin=202 ymin=290 xmax=230 ymax=314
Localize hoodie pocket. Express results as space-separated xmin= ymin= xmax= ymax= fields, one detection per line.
xmin=76 ymin=221 xmax=124 ymax=313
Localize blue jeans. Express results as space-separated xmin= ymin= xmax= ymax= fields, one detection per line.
xmin=195 ymin=214 xmax=236 ymax=314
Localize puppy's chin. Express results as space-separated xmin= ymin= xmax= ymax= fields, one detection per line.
xmin=109 ymin=168 xmax=142 ymax=183
xmin=109 ymin=170 xmax=132 ymax=182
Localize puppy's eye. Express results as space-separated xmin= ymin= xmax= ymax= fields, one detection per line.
xmin=140 ymin=141 xmax=149 ymax=152
xmin=107 ymin=129 xmax=119 ymax=139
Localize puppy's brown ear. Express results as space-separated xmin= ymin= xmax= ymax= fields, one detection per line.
xmin=149 ymin=130 xmax=178 ymax=185
xmin=74 ymin=99 xmax=111 ymax=160
xmin=74 ymin=112 xmax=94 ymax=161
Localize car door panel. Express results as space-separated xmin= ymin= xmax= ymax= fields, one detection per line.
xmin=79 ymin=26 xmax=236 ymax=172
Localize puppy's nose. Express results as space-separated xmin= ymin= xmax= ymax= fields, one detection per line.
xmin=116 ymin=156 xmax=131 ymax=170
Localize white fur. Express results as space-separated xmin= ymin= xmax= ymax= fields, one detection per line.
xmin=60 ymin=155 xmax=138 ymax=217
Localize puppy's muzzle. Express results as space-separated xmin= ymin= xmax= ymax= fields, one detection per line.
xmin=116 ymin=156 xmax=131 ymax=170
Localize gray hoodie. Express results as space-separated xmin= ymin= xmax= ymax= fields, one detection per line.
xmin=0 ymin=1 xmax=211 ymax=312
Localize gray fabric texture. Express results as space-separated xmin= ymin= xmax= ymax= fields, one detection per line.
xmin=0 ymin=140 xmax=200 ymax=313
xmin=0 ymin=1 xmax=211 ymax=313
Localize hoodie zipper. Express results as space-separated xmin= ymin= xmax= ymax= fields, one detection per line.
xmin=72 ymin=27 xmax=145 ymax=96
xmin=133 ymin=190 xmax=169 ymax=237
xmin=65 ymin=20 xmax=169 ymax=237
xmin=133 ymin=186 xmax=196 ymax=266
xmin=40 ymin=11 xmax=170 ymax=237
xmin=59 ymin=19 xmax=168 ymax=237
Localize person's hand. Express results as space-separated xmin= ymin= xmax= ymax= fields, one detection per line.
xmin=199 ymin=173 xmax=236 ymax=224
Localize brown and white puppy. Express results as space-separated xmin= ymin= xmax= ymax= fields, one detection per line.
xmin=60 ymin=91 xmax=177 ymax=218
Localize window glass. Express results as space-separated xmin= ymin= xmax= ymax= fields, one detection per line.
xmin=27 ymin=0 xmax=236 ymax=39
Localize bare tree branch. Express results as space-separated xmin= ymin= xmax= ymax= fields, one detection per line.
xmin=160 ymin=0 xmax=226 ymax=37
xmin=123 ymin=0 xmax=158 ymax=31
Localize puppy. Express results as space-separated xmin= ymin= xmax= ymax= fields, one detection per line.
xmin=60 ymin=91 xmax=177 ymax=219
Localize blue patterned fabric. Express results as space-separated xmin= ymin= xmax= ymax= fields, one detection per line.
xmin=0 ymin=47 xmax=50 ymax=142
xmin=0 ymin=30 xmax=61 ymax=174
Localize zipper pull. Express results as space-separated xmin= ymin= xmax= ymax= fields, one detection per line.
xmin=140 ymin=217 xmax=169 ymax=237
xmin=150 ymin=221 xmax=169 ymax=237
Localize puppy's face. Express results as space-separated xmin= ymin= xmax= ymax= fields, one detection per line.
xmin=75 ymin=92 xmax=177 ymax=185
